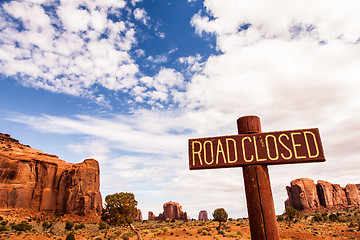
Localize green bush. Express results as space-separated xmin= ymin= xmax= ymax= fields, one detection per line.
xmin=65 ymin=221 xmax=74 ymax=230
xmin=98 ymin=221 xmax=107 ymax=230
xmin=198 ymin=226 xmax=211 ymax=234
xmin=0 ymin=216 xmax=3 ymax=221
xmin=1 ymin=220 xmax=8 ymax=226
xmin=348 ymin=222 xmax=356 ymax=228
xmin=66 ymin=232 xmax=75 ymax=240
xmin=277 ymin=215 xmax=284 ymax=221
xmin=121 ymin=233 xmax=131 ymax=240
xmin=0 ymin=225 xmax=8 ymax=232
xmin=11 ymin=221 xmax=32 ymax=231
xmin=74 ymin=223 xmax=85 ymax=230
xmin=312 ymin=214 xmax=323 ymax=222
xmin=201 ymin=229 xmax=209 ymax=236
xmin=42 ymin=221 xmax=54 ymax=231
xmin=284 ymin=207 xmax=300 ymax=226
xmin=329 ymin=213 xmax=339 ymax=222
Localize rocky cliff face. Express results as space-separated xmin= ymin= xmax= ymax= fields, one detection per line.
xmin=0 ymin=133 xmax=102 ymax=217
xmin=285 ymin=178 xmax=360 ymax=211
xmin=148 ymin=201 xmax=187 ymax=220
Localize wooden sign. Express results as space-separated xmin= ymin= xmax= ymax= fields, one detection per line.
xmin=189 ymin=128 xmax=325 ymax=170
xmin=188 ymin=116 xmax=326 ymax=240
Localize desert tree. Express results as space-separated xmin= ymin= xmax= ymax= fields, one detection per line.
xmin=213 ymin=208 xmax=228 ymax=229
xmin=101 ymin=192 xmax=142 ymax=240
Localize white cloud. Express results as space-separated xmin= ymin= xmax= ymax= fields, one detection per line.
xmin=155 ymin=68 xmax=184 ymax=88
xmin=156 ymin=32 xmax=165 ymax=39
xmin=0 ymin=0 xmax=139 ymax=104
xmin=147 ymin=48 xmax=177 ymax=65
xmin=179 ymin=54 xmax=204 ymax=73
xmin=192 ymin=0 xmax=360 ymax=44
xmin=133 ymin=8 xmax=150 ymax=25
xmin=147 ymin=55 xmax=168 ymax=64
xmin=134 ymin=49 xmax=145 ymax=57
xmin=67 ymin=139 xmax=111 ymax=163
xmin=57 ymin=3 xmax=91 ymax=32
xmin=94 ymin=94 xmax=112 ymax=109
xmin=131 ymin=0 xmax=143 ymax=6
xmin=8 ymin=112 xmax=189 ymax=155
xmin=179 ymin=54 xmax=202 ymax=65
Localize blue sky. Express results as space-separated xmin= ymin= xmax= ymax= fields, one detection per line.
xmin=1 ymin=0 xmax=360 ymax=219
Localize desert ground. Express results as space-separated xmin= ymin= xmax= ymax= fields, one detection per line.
xmin=0 ymin=208 xmax=360 ymax=240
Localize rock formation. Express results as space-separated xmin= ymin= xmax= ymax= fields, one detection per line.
xmin=317 ymin=180 xmax=347 ymax=208
xmin=148 ymin=201 xmax=187 ymax=220
xmin=134 ymin=209 xmax=142 ymax=221
xmin=285 ymin=178 xmax=320 ymax=210
xmin=198 ymin=210 xmax=208 ymax=220
xmin=285 ymin=178 xmax=360 ymax=211
xmin=148 ymin=211 xmax=158 ymax=221
xmin=0 ymin=133 xmax=102 ymax=218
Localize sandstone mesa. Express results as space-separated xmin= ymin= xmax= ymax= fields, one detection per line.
xmin=148 ymin=201 xmax=187 ymax=220
xmin=285 ymin=178 xmax=360 ymax=212
xmin=198 ymin=210 xmax=208 ymax=220
xmin=0 ymin=133 xmax=102 ymax=219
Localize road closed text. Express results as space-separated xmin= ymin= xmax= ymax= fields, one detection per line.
xmin=189 ymin=128 xmax=325 ymax=170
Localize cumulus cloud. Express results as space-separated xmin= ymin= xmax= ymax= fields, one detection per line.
xmin=191 ymin=0 xmax=360 ymax=43
xmin=130 ymin=67 xmax=185 ymax=106
xmin=185 ymin=1 xmax=360 ymax=130
xmin=133 ymin=8 xmax=150 ymax=25
xmin=0 ymin=0 xmax=189 ymax=108
xmin=0 ymin=0 xmax=140 ymax=103
xmin=179 ymin=54 xmax=204 ymax=73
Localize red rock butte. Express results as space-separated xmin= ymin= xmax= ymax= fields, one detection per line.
xmin=148 ymin=201 xmax=187 ymax=220
xmin=285 ymin=178 xmax=360 ymax=212
xmin=0 ymin=133 xmax=102 ymax=219
xmin=198 ymin=210 xmax=208 ymax=220
xmin=134 ymin=209 xmax=142 ymax=221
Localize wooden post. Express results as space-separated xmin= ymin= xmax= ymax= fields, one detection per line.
xmin=237 ymin=116 xmax=280 ymax=240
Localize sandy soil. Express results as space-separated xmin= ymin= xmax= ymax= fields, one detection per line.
xmin=1 ymin=208 xmax=360 ymax=239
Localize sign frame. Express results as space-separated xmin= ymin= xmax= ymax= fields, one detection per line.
xmin=189 ymin=128 xmax=325 ymax=170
